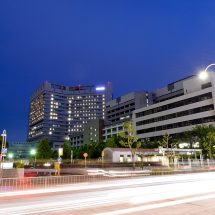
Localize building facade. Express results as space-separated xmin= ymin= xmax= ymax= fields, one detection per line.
xmin=103 ymin=92 xmax=150 ymax=140
xmin=28 ymin=81 xmax=112 ymax=147
xmin=133 ymin=73 xmax=215 ymax=139
xmin=8 ymin=142 xmax=36 ymax=159
xmin=70 ymin=119 xmax=104 ymax=147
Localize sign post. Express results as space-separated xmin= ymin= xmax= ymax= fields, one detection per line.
xmin=71 ymin=150 xmax=73 ymax=165
xmin=101 ymin=151 xmax=104 ymax=169
xmin=83 ymin=153 xmax=88 ymax=169
xmin=0 ymin=130 xmax=7 ymax=167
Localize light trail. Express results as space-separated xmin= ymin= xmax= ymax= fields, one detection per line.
xmin=0 ymin=172 xmax=215 ymax=215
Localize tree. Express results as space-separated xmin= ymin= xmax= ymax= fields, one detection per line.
xmin=192 ymin=124 xmax=215 ymax=158
xmin=36 ymin=138 xmax=52 ymax=160
xmin=118 ymin=121 xmax=141 ymax=169
xmin=158 ymin=133 xmax=179 ymax=166
xmin=105 ymin=135 xmax=123 ymax=148
xmin=51 ymin=150 xmax=58 ymax=159
xmin=158 ymin=133 xmax=171 ymax=149
xmin=62 ymin=141 xmax=71 ymax=159
xmin=207 ymin=131 xmax=215 ymax=159
xmin=141 ymin=138 xmax=159 ymax=149
xmin=181 ymin=131 xmax=196 ymax=149
xmin=71 ymin=140 xmax=105 ymax=159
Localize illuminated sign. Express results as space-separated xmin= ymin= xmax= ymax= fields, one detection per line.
xmin=96 ymin=86 xmax=105 ymax=91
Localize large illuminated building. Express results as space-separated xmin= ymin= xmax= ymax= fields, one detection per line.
xmin=133 ymin=73 xmax=215 ymax=140
xmin=27 ymin=81 xmax=112 ymax=148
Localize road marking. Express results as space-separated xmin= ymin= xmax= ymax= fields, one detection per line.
xmin=94 ymin=193 xmax=215 ymax=215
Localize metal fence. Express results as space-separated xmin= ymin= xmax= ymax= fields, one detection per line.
xmin=0 ymin=174 xmax=131 ymax=193
xmin=1 ymin=159 xmax=215 ymax=193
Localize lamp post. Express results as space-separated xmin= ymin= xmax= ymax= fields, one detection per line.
xmin=30 ymin=149 xmax=36 ymax=167
xmin=8 ymin=153 xmax=14 ymax=160
xmin=198 ymin=63 xmax=215 ymax=80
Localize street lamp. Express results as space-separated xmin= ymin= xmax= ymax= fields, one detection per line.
xmin=8 ymin=153 xmax=14 ymax=160
xmin=30 ymin=149 xmax=36 ymax=167
xmin=198 ymin=63 xmax=215 ymax=80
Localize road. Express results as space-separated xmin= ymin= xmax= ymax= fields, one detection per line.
xmin=1 ymin=172 xmax=215 ymax=215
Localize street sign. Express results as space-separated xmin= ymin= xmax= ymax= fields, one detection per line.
xmin=58 ymin=148 xmax=63 ymax=156
xmin=1 ymin=148 xmax=7 ymax=155
xmin=83 ymin=153 xmax=88 ymax=158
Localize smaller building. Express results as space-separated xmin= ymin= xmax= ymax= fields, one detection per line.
xmin=104 ymin=91 xmax=151 ymax=140
xmin=103 ymin=147 xmax=161 ymax=163
xmin=103 ymin=124 xmax=124 ymax=140
xmin=103 ymin=147 xmax=202 ymax=166
xmin=8 ymin=142 xmax=36 ymax=159
xmin=71 ymin=119 xmax=104 ymax=147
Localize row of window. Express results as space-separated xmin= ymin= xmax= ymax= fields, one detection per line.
xmin=136 ymin=116 xmax=215 ymax=134
xmin=136 ymin=92 xmax=212 ymax=118
xmin=107 ymin=102 xmax=135 ymax=114
xmin=136 ymin=104 xmax=214 ymax=126
xmin=107 ymin=109 xmax=134 ymax=119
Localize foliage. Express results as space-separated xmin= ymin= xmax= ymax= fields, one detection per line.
xmin=36 ymin=138 xmax=52 ymax=160
xmin=52 ymin=150 xmax=58 ymax=159
xmin=105 ymin=135 xmax=122 ymax=148
xmin=118 ymin=121 xmax=141 ymax=169
xmin=72 ymin=140 xmax=105 ymax=159
xmin=71 ymin=135 xmax=125 ymax=159
xmin=181 ymin=131 xmax=197 ymax=148
xmin=62 ymin=141 xmax=71 ymax=159
xmin=158 ymin=133 xmax=172 ymax=149
xmin=141 ymin=138 xmax=159 ymax=149
xmin=192 ymin=124 xmax=215 ymax=158
xmin=157 ymin=133 xmax=179 ymax=166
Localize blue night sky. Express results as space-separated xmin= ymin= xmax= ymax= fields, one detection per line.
xmin=1 ymin=0 xmax=215 ymax=141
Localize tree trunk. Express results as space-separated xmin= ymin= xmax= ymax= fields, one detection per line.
xmin=132 ymin=151 xmax=135 ymax=170
xmin=209 ymin=139 xmax=212 ymax=159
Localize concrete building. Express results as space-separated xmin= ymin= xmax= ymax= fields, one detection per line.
xmin=70 ymin=119 xmax=104 ymax=147
xmin=27 ymin=81 xmax=112 ymax=147
xmin=103 ymin=92 xmax=151 ymax=140
xmin=8 ymin=142 xmax=36 ymax=159
xmin=103 ymin=147 xmax=202 ymax=166
xmin=133 ymin=73 xmax=215 ymax=140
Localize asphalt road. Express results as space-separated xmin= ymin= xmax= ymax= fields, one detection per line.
xmin=1 ymin=172 xmax=215 ymax=215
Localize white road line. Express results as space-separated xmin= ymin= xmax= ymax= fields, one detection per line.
xmin=94 ymin=193 xmax=215 ymax=215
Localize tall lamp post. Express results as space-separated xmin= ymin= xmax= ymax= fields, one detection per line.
xmin=30 ymin=149 xmax=36 ymax=168
xmin=198 ymin=63 xmax=215 ymax=80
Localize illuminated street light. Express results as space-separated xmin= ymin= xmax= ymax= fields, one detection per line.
xmin=198 ymin=71 xmax=208 ymax=80
xmin=8 ymin=153 xmax=14 ymax=159
xmin=30 ymin=149 xmax=36 ymax=167
xmin=198 ymin=63 xmax=215 ymax=80
xmin=30 ymin=149 xmax=36 ymax=156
